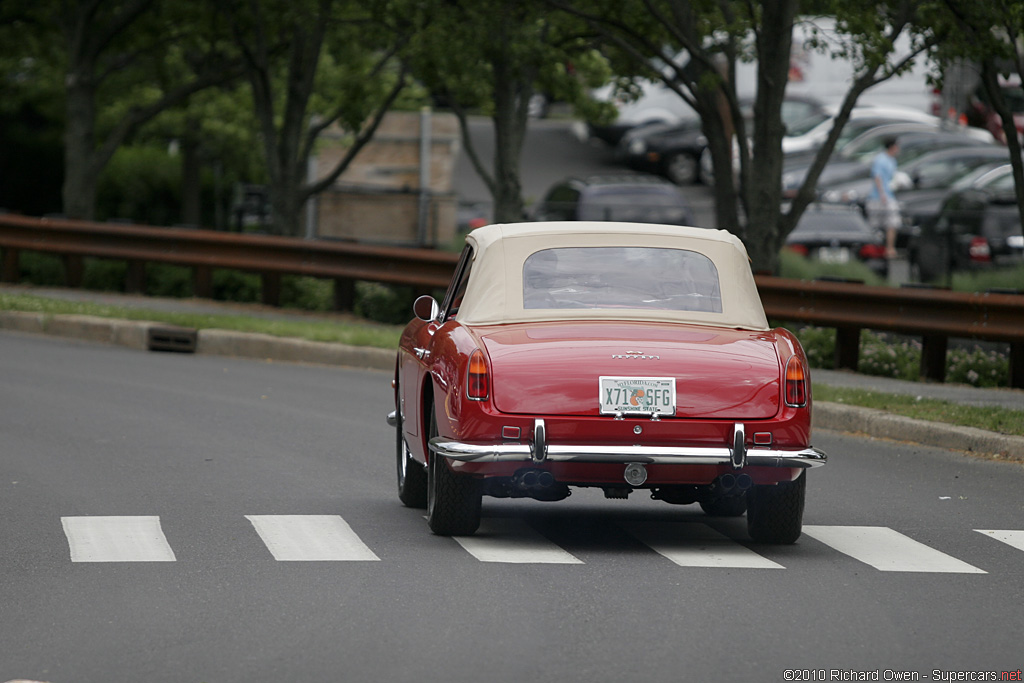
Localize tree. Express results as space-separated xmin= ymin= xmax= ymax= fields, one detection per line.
xmin=221 ymin=0 xmax=410 ymax=237
xmin=553 ymin=0 xmax=934 ymax=273
xmin=924 ymin=0 xmax=1024 ymax=242
xmin=10 ymin=0 xmax=245 ymax=220
xmin=402 ymin=0 xmax=614 ymax=224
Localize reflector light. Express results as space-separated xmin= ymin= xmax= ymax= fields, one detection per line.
xmin=969 ymin=236 xmax=991 ymax=262
xmin=785 ymin=356 xmax=807 ymax=407
xmin=467 ymin=349 xmax=489 ymax=400
xmin=859 ymin=243 xmax=887 ymax=260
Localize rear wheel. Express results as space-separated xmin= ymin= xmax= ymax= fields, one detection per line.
xmin=426 ymin=401 xmax=482 ymax=536
xmin=746 ymin=471 xmax=806 ymax=544
xmin=395 ymin=397 xmax=427 ymax=508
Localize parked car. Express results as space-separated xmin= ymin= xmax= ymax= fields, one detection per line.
xmin=781 ymin=124 xmax=995 ymax=198
xmin=911 ymin=175 xmax=1024 ymax=281
xmin=532 ymin=174 xmax=694 ymax=225
xmin=784 ymin=204 xmax=889 ymax=277
xmin=389 ymin=221 xmax=827 ymax=542
xmin=897 ymin=161 xmax=1012 ymax=234
xmin=618 ymin=95 xmax=827 ymax=185
xmin=782 ymin=105 xmax=945 ymax=156
xmin=819 ymin=146 xmax=1008 ymax=205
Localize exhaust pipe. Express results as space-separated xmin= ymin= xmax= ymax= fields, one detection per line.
xmin=514 ymin=469 xmax=555 ymax=492
xmin=713 ymin=472 xmax=753 ymax=495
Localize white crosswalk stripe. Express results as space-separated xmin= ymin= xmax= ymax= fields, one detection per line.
xmin=61 ymin=516 xmax=176 ymax=562
xmin=622 ymin=521 xmax=785 ymax=569
xmin=975 ymin=529 xmax=1024 ymax=552
xmin=451 ymin=518 xmax=584 ymax=564
xmin=803 ymin=525 xmax=987 ymax=573
xmin=54 ymin=516 xmax=1024 ymax=571
xmin=246 ymin=515 xmax=380 ymax=561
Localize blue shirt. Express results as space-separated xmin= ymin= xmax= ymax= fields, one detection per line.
xmin=868 ymin=151 xmax=897 ymax=201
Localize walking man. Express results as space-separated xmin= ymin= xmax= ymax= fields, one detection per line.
xmin=867 ymin=136 xmax=901 ymax=259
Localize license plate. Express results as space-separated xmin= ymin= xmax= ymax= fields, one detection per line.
xmin=600 ymin=377 xmax=676 ymax=416
xmin=817 ymin=246 xmax=851 ymax=264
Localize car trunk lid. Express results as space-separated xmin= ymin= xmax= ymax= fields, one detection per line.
xmin=475 ymin=321 xmax=782 ymax=419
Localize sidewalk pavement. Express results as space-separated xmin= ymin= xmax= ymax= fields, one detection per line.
xmin=2 ymin=285 xmax=1023 ymax=461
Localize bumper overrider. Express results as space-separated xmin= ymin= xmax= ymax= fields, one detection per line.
xmin=388 ymin=414 xmax=827 ymax=471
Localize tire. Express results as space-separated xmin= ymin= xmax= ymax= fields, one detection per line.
xmin=426 ymin=401 xmax=482 ymax=536
xmin=700 ymin=496 xmax=747 ymax=517
xmin=395 ymin=393 xmax=427 ymax=508
xmin=665 ymin=152 xmax=698 ymax=185
xmin=746 ymin=471 xmax=806 ymax=544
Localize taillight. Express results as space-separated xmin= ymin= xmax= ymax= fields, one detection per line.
xmin=859 ymin=243 xmax=887 ymax=260
xmin=969 ymin=236 xmax=991 ymax=262
xmin=785 ymin=356 xmax=807 ymax=408
xmin=467 ymin=349 xmax=489 ymax=400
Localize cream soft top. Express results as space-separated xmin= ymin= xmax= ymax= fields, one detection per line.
xmin=456 ymin=221 xmax=769 ymax=330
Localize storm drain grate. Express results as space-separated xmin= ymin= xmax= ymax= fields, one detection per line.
xmin=147 ymin=326 xmax=198 ymax=353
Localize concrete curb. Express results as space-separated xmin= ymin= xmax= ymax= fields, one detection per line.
xmin=3 ymin=310 xmax=1022 ymax=461
xmin=813 ymin=401 xmax=1024 ymax=462
xmin=0 ymin=311 xmax=394 ymax=371
xmin=197 ymin=328 xmax=394 ymax=370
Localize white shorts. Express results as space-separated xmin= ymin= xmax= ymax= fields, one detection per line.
xmin=866 ymin=198 xmax=901 ymax=231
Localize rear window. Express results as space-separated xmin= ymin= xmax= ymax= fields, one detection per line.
xmin=522 ymin=246 xmax=722 ymax=313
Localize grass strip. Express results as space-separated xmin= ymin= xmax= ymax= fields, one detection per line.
xmin=0 ymin=292 xmax=403 ymax=349
xmin=815 ymin=385 xmax=1024 ymax=437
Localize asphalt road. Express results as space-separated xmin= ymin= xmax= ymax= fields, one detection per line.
xmin=2 ymin=331 xmax=1023 ymax=683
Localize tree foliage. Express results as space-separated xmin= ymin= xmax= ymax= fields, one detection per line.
xmin=553 ymin=0 xmax=936 ymax=272
xmin=923 ymin=0 xmax=1024 ymax=240
xmin=401 ymin=0 xmax=613 ymax=223
xmin=220 ymin=0 xmax=412 ymax=236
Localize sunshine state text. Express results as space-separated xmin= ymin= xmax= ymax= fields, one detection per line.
xmin=783 ymin=671 xmax=1022 ymax=682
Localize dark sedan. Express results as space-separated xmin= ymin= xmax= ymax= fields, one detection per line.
xmin=617 ymin=95 xmax=827 ymax=185
xmin=532 ymin=173 xmax=695 ymax=226
xmin=784 ymin=204 xmax=888 ymax=278
xmin=911 ymin=173 xmax=1024 ymax=282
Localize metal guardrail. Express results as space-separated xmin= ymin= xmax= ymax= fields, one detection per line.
xmin=1 ymin=213 xmax=1022 ymax=387
xmin=755 ymin=275 xmax=1024 ymax=388
xmin=0 ymin=214 xmax=458 ymax=309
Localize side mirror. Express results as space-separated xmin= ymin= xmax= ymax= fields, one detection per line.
xmin=413 ymin=295 xmax=440 ymax=322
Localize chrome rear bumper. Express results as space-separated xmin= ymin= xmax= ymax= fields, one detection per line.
xmin=428 ymin=438 xmax=827 ymax=469
xmin=389 ymin=411 xmax=827 ymax=470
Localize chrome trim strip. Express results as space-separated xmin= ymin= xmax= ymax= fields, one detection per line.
xmin=429 ymin=438 xmax=827 ymax=469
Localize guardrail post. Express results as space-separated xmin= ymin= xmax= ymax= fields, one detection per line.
xmin=334 ymin=277 xmax=355 ymax=311
xmin=834 ymin=326 xmax=861 ymax=371
xmin=1 ymin=247 xmax=17 ymax=282
xmin=261 ymin=272 xmax=281 ymax=306
xmin=920 ymin=335 xmax=948 ymax=383
xmin=1010 ymin=342 xmax=1024 ymax=389
xmin=62 ymin=255 xmax=84 ymax=287
xmin=193 ymin=266 xmax=213 ymax=298
xmin=126 ymin=260 xmax=145 ymax=293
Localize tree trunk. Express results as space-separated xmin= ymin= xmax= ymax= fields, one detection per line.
xmin=743 ymin=0 xmax=797 ymax=274
xmin=63 ymin=67 xmax=98 ymax=220
xmin=490 ymin=54 xmax=531 ymax=223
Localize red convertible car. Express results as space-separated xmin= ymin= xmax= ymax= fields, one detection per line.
xmin=388 ymin=222 xmax=826 ymax=543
